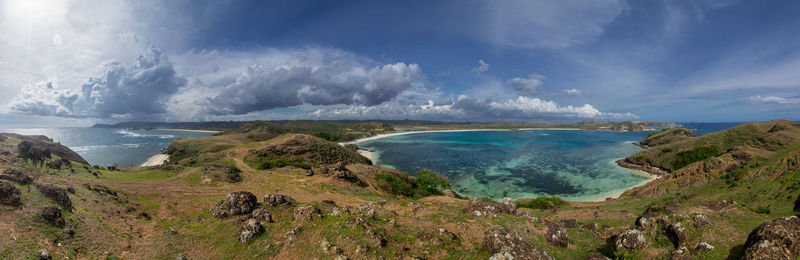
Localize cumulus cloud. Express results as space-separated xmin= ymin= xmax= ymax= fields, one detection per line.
xmin=508 ymin=74 xmax=545 ymax=97
xmin=746 ymin=95 xmax=800 ymax=104
xmin=8 ymin=46 xmax=187 ymax=119
xmin=471 ymin=59 xmax=490 ymax=74
xmin=563 ymin=89 xmax=584 ymax=96
xmin=311 ymin=95 xmax=636 ymax=121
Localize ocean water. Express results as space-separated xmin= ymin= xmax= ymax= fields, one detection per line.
xmin=0 ymin=128 xmax=212 ymax=167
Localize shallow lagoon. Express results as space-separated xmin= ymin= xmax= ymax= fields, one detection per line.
xmin=357 ymin=130 xmax=653 ymax=201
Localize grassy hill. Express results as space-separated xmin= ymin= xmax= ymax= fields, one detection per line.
xmin=1 ymin=120 xmax=799 ymax=259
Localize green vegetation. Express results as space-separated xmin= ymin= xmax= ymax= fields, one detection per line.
xmin=375 ymin=169 xmax=450 ymax=198
xmin=414 ymin=169 xmax=450 ymax=196
xmin=249 ymin=156 xmax=312 ymax=170
xmin=516 ymin=196 xmax=568 ymax=209
xmin=672 ymin=146 xmax=718 ymax=169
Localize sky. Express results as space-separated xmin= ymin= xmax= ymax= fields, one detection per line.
xmin=1 ymin=0 xmax=799 ymax=127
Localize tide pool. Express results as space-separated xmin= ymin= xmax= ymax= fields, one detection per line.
xmin=357 ymin=130 xmax=653 ymax=201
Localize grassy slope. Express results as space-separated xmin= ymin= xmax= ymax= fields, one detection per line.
xmin=1 ymin=120 xmax=799 ymax=259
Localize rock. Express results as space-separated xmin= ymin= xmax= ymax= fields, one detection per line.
xmin=609 ymin=229 xmax=646 ymax=255
xmin=365 ymin=229 xmax=388 ymax=248
xmin=443 ymin=189 xmax=459 ymax=198
xmin=669 ymin=246 xmax=690 ymax=260
xmin=795 ymin=194 xmax=800 ymax=211
xmin=545 ymin=222 xmax=569 ymax=247
xmin=334 ymin=255 xmax=348 ymax=260
xmin=209 ymin=191 xmax=258 ymax=219
xmin=238 ymin=219 xmax=264 ymax=244
xmin=320 ymin=239 xmax=343 ymax=255
xmin=0 ymin=168 xmax=33 ymax=184
xmin=176 ymin=253 xmax=187 ymax=260
xmin=347 ymin=216 xmax=366 ymax=228
xmin=36 ymin=184 xmax=72 ymax=212
xmin=417 ymin=232 xmax=445 ymax=247
xmin=693 ymin=214 xmax=710 ymax=228
xmin=355 ymin=244 xmax=369 ymax=255
xmin=293 ymin=205 xmax=323 ymax=221
xmin=40 ymin=206 xmax=64 ymax=226
xmin=331 ymin=206 xmax=350 ymax=216
xmin=463 ymin=198 xmax=516 ymax=216
xmin=285 ymin=224 xmax=303 ymax=243
xmin=38 ymin=249 xmax=51 ymax=260
xmin=0 ymin=180 xmax=21 ymax=206
xmin=634 ymin=216 xmax=650 ymax=229
xmin=517 ymin=211 xmax=539 ymax=222
xmin=584 ymin=250 xmax=610 ymax=260
xmin=66 ymin=186 xmax=75 ymax=194
xmin=305 ymin=169 xmax=314 ymax=176
xmin=561 ymin=219 xmax=579 ymax=228
xmin=704 ymin=200 xmax=734 ymax=211
xmin=640 ymin=204 xmax=679 ymax=217
xmin=695 ymin=242 xmax=714 ymax=252
xmin=501 ymin=197 xmax=517 ymax=211
xmin=582 ymin=223 xmax=599 ymax=231
xmin=482 ymin=226 xmax=554 ymax=260
xmin=251 ymin=208 xmax=273 ymax=224
xmin=666 ymin=222 xmax=688 ymax=248
xmin=263 ymin=194 xmax=295 ymax=207
xmin=438 ymin=227 xmax=458 ymax=241
xmin=742 ymin=215 xmax=800 ymax=259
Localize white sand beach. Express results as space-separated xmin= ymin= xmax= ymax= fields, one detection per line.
xmin=339 ymin=128 xmax=581 ymax=145
xmin=142 ymin=154 xmax=169 ymax=166
xmin=357 ymin=149 xmax=375 ymax=162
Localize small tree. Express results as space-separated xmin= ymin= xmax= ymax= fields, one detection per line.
xmin=415 ymin=169 xmax=449 ymax=196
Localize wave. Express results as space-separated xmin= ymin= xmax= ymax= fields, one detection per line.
xmin=71 ymin=143 xmax=144 ymax=152
xmin=622 ymin=140 xmax=637 ymax=144
xmin=115 ymin=129 xmax=174 ymax=139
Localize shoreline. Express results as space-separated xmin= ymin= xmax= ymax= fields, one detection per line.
xmin=141 ymin=154 xmax=169 ymax=166
xmin=158 ymin=128 xmax=220 ymax=133
xmin=339 ymin=128 xmax=582 ymax=145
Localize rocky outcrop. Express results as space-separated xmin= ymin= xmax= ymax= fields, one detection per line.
xmin=251 ymin=208 xmax=273 ymax=224
xmin=463 ymin=198 xmax=516 ymax=216
xmin=609 ymin=229 xmax=647 ymax=256
xmin=293 ymin=205 xmax=323 ymax=221
xmin=665 ymin=222 xmax=687 ymax=248
xmin=239 ymin=219 xmax=264 ymax=244
xmin=742 ymin=215 xmax=800 ymax=259
xmin=545 ymin=222 xmax=569 ymax=247
xmin=0 ymin=180 xmax=21 ymax=206
xmin=36 ymin=184 xmax=72 ymax=212
xmin=482 ymin=226 xmax=554 ymax=260
xmin=0 ymin=168 xmax=33 ymax=184
xmin=40 ymin=206 xmax=64 ymax=226
xmin=210 ymin=191 xmax=258 ymax=218
xmin=4 ymin=133 xmax=89 ymax=165
xmin=263 ymin=194 xmax=294 ymax=207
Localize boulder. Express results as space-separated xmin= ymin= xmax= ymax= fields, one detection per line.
xmin=666 ymin=222 xmax=688 ymax=248
xmin=695 ymin=242 xmax=714 ymax=252
xmin=38 ymin=249 xmax=51 ymax=260
xmin=545 ymin=222 xmax=569 ymax=247
xmin=251 ymin=208 xmax=273 ymax=224
xmin=561 ymin=219 xmax=579 ymax=228
xmin=693 ymin=214 xmax=710 ymax=228
xmin=40 ymin=206 xmax=64 ymax=226
xmin=518 ymin=211 xmax=539 ymax=222
xmin=482 ymin=226 xmax=554 ymax=260
xmin=36 ymin=184 xmax=72 ymax=212
xmin=669 ymin=246 xmax=690 ymax=260
xmin=609 ymin=229 xmax=646 ymax=255
xmin=320 ymin=239 xmax=343 ymax=255
xmin=0 ymin=168 xmax=33 ymax=184
xmin=0 ymin=180 xmax=21 ymax=206
xmin=293 ymin=205 xmax=323 ymax=221
xmin=347 ymin=216 xmax=366 ymax=228
xmin=263 ymin=194 xmax=295 ymax=207
xmin=209 ymin=191 xmax=258 ymax=219
xmin=238 ymin=218 xmax=264 ymax=244
xmin=742 ymin=215 xmax=800 ymax=259
xmin=463 ymin=198 xmax=516 ymax=216
xmin=443 ymin=189 xmax=460 ymax=198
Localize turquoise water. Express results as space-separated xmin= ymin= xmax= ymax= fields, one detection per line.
xmin=0 ymin=128 xmax=212 ymax=167
xmin=358 ymin=130 xmax=653 ymax=201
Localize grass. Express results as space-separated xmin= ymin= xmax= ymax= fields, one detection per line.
xmin=248 ymin=156 xmax=312 ymax=170
xmin=672 ymin=146 xmax=718 ymax=170
xmin=95 ymin=169 xmax=179 ymax=182
xmin=516 ymin=196 xmax=568 ymax=210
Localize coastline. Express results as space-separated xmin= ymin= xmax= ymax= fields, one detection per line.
xmin=142 ymin=154 xmax=169 ymax=166
xmin=339 ymin=128 xmax=581 ymax=145
xmin=158 ymin=128 xmax=220 ymax=133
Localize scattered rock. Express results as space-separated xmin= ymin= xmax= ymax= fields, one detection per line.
xmin=36 ymin=184 xmax=72 ymax=212
xmin=609 ymin=229 xmax=647 ymax=255
xmin=320 ymin=239 xmax=343 ymax=255
xmin=0 ymin=180 xmax=21 ymax=206
xmin=666 ymin=222 xmax=688 ymax=248
xmin=417 ymin=232 xmax=445 ymax=247
xmin=238 ymin=219 xmax=264 ymax=244
xmin=742 ymin=215 xmax=800 ymax=259
xmin=695 ymin=242 xmax=714 ymax=252
xmin=285 ymin=224 xmax=303 ymax=243
xmin=40 ymin=206 xmax=64 ymax=226
xmin=0 ymin=168 xmax=33 ymax=184
xmin=561 ymin=219 xmax=579 ymax=228
xmin=517 ymin=211 xmax=539 ymax=222
xmin=463 ymin=198 xmax=516 ymax=216
xmin=545 ymin=222 xmax=569 ymax=247
xmin=38 ymin=249 xmax=51 ymax=260
xmin=693 ymin=214 xmax=710 ymax=228
xmin=176 ymin=253 xmax=187 ymax=260
xmin=263 ymin=194 xmax=295 ymax=207
xmin=347 ymin=216 xmax=366 ymax=228
xmin=501 ymin=197 xmax=517 ymax=212
xmin=365 ymin=229 xmax=388 ymax=248
xmin=669 ymin=246 xmax=690 ymax=260
xmin=251 ymin=208 xmax=273 ymax=224
xmin=704 ymin=200 xmax=734 ymax=211
xmin=209 ymin=191 xmax=258 ymax=219
xmin=634 ymin=216 xmax=650 ymax=229
xmin=482 ymin=225 xmax=554 ymax=260
xmin=331 ymin=206 xmax=350 ymax=216
xmin=293 ymin=205 xmax=323 ymax=221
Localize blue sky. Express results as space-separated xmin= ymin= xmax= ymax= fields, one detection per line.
xmin=1 ymin=0 xmax=799 ymax=127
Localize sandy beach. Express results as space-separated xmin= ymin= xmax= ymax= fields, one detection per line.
xmin=142 ymin=154 xmax=169 ymax=166
xmin=357 ymin=149 xmax=376 ymax=162
xmin=340 ymin=128 xmax=583 ymax=145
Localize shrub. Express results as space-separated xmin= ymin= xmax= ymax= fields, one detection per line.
xmin=752 ymin=205 xmax=771 ymax=215
xmin=375 ymin=169 xmax=450 ymax=198
xmin=252 ymin=156 xmax=311 ymax=170
xmin=375 ymin=173 xmax=415 ymax=197
xmin=414 ymin=169 xmax=450 ymax=196
xmin=516 ymin=196 xmax=568 ymax=209
xmin=672 ymin=146 xmax=718 ymax=170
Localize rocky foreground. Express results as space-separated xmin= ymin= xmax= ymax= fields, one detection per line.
xmin=1 ymin=120 xmax=799 ymax=259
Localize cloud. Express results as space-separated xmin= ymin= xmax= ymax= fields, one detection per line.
xmin=311 ymin=95 xmax=636 ymax=121
xmin=508 ymin=74 xmax=545 ymax=97
xmin=471 ymin=59 xmax=490 ymax=74
xmin=746 ymin=95 xmax=800 ymax=104
xmin=563 ymin=89 xmax=584 ymax=96
xmin=8 ymin=46 xmax=187 ymax=119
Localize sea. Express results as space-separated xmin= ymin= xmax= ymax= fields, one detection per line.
xmin=356 ymin=122 xmax=742 ymax=201
xmin=0 ymin=128 xmax=212 ymax=167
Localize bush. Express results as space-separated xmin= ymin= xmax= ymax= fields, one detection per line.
xmin=414 ymin=169 xmax=449 ymax=196
xmin=672 ymin=146 xmax=718 ymax=170
xmin=252 ymin=156 xmax=311 ymax=170
xmin=752 ymin=205 xmax=771 ymax=215
xmin=375 ymin=173 xmax=415 ymax=197
xmin=516 ymin=196 xmax=568 ymax=209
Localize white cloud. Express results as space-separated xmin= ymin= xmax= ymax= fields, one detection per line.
xmin=563 ymin=89 xmax=584 ymax=96
xmin=746 ymin=95 xmax=800 ymax=105
xmin=508 ymin=74 xmax=545 ymax=97
xmin=471 ymin=59 xmax=490 ymax=74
